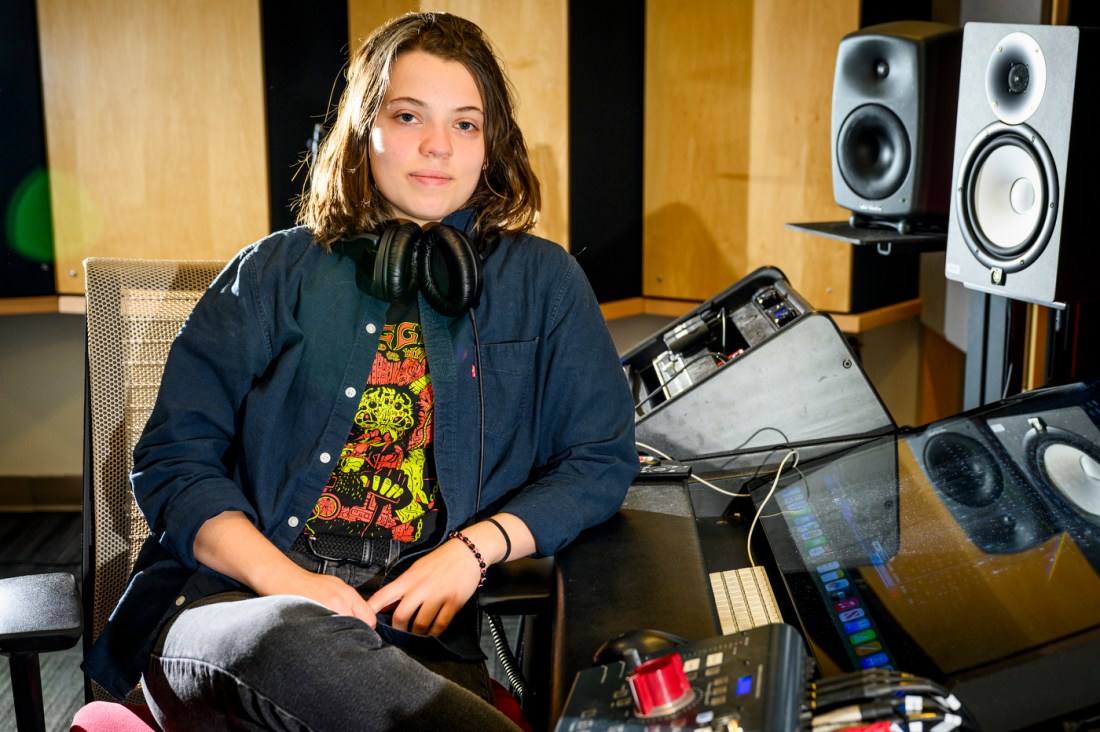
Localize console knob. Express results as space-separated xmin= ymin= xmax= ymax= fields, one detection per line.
xmin=627 ymin=653 xmax=695 ymax=718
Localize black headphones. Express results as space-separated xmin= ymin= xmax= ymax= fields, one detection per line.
xmin=364 ymin=221 xmax=484 ymax=317
xmin=355 ymin=220 xmax=492 ymax=514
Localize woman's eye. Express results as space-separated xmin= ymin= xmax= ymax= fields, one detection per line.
xmin=456 ymin=120 xmax=479 ymax=132
xmin=396 ymin=112 xmax=417 ymax=124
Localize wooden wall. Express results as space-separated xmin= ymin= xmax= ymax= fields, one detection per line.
xmin=347 ymin=1 xmax=570 ymax=250
xmin=36 ymin=0 xmax=270 ymax=295
xmin=642 ymin=1 xmax=755 ymax=301
xmin=644 ymin=0 xmax=860 ymax=312
xmin=745 ymin=1 xmax=863 ymax=313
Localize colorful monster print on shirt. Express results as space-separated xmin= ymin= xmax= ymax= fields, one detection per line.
xmin=304 ymin=300 xmax=441 ymax=546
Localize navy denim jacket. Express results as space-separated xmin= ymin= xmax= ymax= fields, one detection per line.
xmin=82 ymin=210 xmax=639 ymax=698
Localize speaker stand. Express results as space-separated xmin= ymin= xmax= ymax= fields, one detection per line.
xmin=786 ymin=221 xmax=946 ymax=255
xmin=964 ymin=290 xmax=1028 ymax=408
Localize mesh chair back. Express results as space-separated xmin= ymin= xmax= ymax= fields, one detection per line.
xmin=83 ymin=258 xmax=224 ymax=701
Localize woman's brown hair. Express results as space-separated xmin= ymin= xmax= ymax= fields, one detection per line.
xmin=298 ymin=12 xmax=541 ymax=247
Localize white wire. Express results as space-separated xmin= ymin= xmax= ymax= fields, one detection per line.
xmin=635 ymin=440 xmax=757 ymax=497
xmin=635 ymin=441 xmax=673 ymax=461
xmin=746 ymin=449 xmax=799 ymax=568
xmin=692 ymin=473 xmax=750 ymax=497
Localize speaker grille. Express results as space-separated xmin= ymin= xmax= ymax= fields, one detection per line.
xmin=836 ymin=104 xmax=911 ymax=200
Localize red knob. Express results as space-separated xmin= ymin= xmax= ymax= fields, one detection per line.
xmin=627 ymin=653 xmax=695 ymax=718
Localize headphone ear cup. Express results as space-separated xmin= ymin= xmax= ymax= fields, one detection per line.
xmin=373 ymin=222 xmax=421 ymax=302
xmin=416 ymin=224 xmax=483 ymax=317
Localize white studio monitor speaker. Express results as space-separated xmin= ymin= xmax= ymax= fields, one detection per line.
xmin=945 ymin=23 xmax=1100 ymax=308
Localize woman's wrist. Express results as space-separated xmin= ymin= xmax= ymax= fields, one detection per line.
xmin=484 ymin=517 xmax=511 ymax=561
xmin=448 ymin=530 xmax=488 ymax=587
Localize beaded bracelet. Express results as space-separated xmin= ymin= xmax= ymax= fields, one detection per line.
xmin=449 ymin=530 xmax=487 ymax=587
xmin=485 ymin=517 xmax=512 ymax=562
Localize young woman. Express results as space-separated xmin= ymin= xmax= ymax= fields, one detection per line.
xmin=82 ymin=11 xmax=638 ymax=731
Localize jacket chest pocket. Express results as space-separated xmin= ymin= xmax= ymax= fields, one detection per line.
xmin=480 ymin=339 xmax=537 ymax=439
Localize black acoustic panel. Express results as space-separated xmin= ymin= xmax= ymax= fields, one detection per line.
xmin=831 ymin=21 xmax=962 ymax=228
xmin=1 ymin=0 xmax=54 ymax=297
xmin=260 ymin=2 xmax=349 ymax=234
xmin=945 ymin=23 xmax=1100 ymax=307
xmin=568 ymin=0 xmax=644 ymax=303
xmin=849 ymin=244 xmax=921 ymax=312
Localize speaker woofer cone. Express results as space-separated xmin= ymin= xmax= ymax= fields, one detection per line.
xmin=836 ymin=104 xmax=911 ymax=200
xmin=957 ymin=122 xmax=1058 ymax=272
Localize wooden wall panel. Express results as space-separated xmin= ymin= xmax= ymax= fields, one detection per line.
xmin=347 ymin=1 xmax=569 ymax=249
xmin=37 ymin=0 xmax=270 ymax=294
xmin=642 ymin=1 xmax=754 ymax=300
xmin=745 ymin=1 xmax=860 ymax=312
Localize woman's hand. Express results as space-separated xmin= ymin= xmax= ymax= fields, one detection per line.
xmin=194 ymin=511 xmax=376 ymax=627
xmin=253 ymin=561 xmax=378 ymax=627
xmin=366 ymin=536 xmax=483 ymax=636
xmin=367 ymin=513 xmax=536 ymax=636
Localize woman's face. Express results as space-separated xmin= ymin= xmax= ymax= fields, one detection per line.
xmin=369 ymin=50 xmax=486 ymax=226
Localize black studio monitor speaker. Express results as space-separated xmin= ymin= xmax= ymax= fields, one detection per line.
xmin=832 ymin=21 xmax=962 ymax=233
xmin=945 ymin=23 xmax=1100 ymax=308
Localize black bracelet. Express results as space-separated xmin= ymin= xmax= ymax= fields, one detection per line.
xmin=485 ymin=517 xmax=511 ymax=562
xmin=449 ymin=530 xmax=487 ymax=587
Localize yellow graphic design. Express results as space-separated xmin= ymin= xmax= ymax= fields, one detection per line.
xmin=306 ymin=317 xmax=436 ymax=543
xmin=356 ymin=386 xmax=414 ymax=447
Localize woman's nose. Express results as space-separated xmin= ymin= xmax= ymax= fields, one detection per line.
xmin=420 ymin=123 xmax=452 ymax=157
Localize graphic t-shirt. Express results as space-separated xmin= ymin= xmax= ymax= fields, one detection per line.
xmin=303 ymin=299 xmax=441 ymax=546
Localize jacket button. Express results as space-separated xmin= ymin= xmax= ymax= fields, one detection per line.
xmin=319 ymin=452 xmax=331 ymax=464
xmin=345 ymin=387 xmax=356 ymax=398
xmin=288 ymin=516 xmax=300 ymax=528
xmin=175 ymin=595 xmax=186 ymax=607
xmin=366 ymin=323 xmax=377 ymax=334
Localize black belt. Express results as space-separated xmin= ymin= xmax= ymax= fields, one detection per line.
xmin=292 ymin=533 xmax=397 ymax=568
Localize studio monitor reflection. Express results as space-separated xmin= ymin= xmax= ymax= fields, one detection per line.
xmin=918 ymin=428 xmax=1056 ymax=554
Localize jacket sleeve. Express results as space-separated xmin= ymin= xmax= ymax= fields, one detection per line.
xmin=495 ymin=255 xmax=640 ymax=555
xmin=130 ymin=246 xmax=274 ymax=570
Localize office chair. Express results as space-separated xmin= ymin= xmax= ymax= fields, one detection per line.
xmin=0 ymin=257 xmax=551 ymax=731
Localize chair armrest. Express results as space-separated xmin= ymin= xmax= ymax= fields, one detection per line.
xmin=0 ymin=572 xmax=83 ymax=655
xmin=480 ymin=557 xmax=555 ymax=616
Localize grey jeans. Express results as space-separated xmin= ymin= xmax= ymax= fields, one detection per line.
xmin=141 ymin=544 xmax=520 ymax=731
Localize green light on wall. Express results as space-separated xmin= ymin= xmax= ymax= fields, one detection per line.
xmin=5 ymin=167 xmax=54 ymax=263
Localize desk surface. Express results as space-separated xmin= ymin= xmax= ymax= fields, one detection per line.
xmin=551 ymin=481 xmax=717 ymax=723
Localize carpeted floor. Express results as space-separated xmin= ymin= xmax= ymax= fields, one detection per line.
xmin=0 ymin=511 xmax=83 ymax=732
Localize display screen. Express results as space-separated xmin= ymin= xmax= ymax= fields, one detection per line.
xmin=750 ymin=381 xmax=1100 ymax=683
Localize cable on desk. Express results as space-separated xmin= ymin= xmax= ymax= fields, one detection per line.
xmin=746 ymin=449 xmax=799 ymax=568
xmin=800 ymin=669 xmax=979 ymax=732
